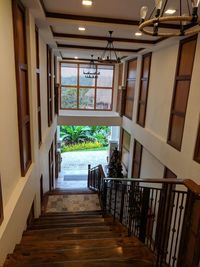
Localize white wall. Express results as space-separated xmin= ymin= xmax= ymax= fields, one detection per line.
xmin=121 ymin=35 xmax=200 ymax=184
xmin=0 ymin=1 xmax=57 ymax=265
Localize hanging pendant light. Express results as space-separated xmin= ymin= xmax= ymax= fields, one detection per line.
xmin=139 ymin=0 xmax=200 ymax=37
xmin=83 ymin=55 xmax=100 ymax=79
xmin=98 ymin=31 xmax=121 ymax=64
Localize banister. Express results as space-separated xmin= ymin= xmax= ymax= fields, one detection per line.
xmin=103 ymin=177 xmax=200 ymax=195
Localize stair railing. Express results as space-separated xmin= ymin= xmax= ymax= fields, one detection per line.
xmin=99 ymin=176 xmax=200 ymax=267
xmin=88 ymin=164 xmax=105 ymax=192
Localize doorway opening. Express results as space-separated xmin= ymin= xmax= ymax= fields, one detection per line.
xmin=56 ymin=125 xmax=120 ymax=189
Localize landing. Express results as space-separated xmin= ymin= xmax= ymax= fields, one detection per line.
xmin=45 ymin=193 xmax=101 ymax=213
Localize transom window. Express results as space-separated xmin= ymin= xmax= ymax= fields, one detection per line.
xmin=60 ymin=62 xmax=114 ymax=110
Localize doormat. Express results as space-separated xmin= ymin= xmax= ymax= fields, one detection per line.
xmin=63 ymin=175 xmax=87 ymax=181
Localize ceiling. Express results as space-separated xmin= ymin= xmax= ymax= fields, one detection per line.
xmin=25 ymin=0 xmax=199 ymax=62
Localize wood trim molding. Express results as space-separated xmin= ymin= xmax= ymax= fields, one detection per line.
xmin=46 ymin=12 xmax=181 ymax=30
xmin=53 ymin=32 xmax=157 ymax=45
xmin=57 ymin=43 xmax=143 ymax=53
xmin=0 ymin=175 xmax=3 ymax=225
xmin=194 ymin=121 xmax=200 ymax=163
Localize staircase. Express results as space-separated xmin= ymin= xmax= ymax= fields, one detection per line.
xmin=4 ymin=200 xmax=156 ymax=267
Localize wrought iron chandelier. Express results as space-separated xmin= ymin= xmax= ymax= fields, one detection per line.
xmin=98 ymin=31 xmax=121 ymax=64
xmin=139 ymin=0 xmax=200 ymax=37
xmin=83 ymin=55 xmax=100 ymax=78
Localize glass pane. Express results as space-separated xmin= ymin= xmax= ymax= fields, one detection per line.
xmin=61 ymin=63 xmax=78 ymax=86
xmin=96 ymin=89 xmax=112 ymax=110
xmin=79 ymin=88 xmax=95 ymax=109
xmin=97 ymin=66 xmax=113 ymax=87
xmin=79 ymin=65 xmax=96 ymax=87
xmin=61 ymin=87 xmax=77 ymax=109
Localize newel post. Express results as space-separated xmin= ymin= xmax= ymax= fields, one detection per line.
xmin=88 ymin=164 xmax=91 ymax=188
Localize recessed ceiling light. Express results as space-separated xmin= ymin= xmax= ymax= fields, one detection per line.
xmin=74 ymin=56 xmax=78 ymax=59
xmin=78 ymin=27 xmax=86 ymax=31
xmin=82 ymin=0 xmax=93 ymax=6
xmin=165 ymin=9 xmax=176 ymax=15
xmin=135 ymin=32 xmax=142 ymax=36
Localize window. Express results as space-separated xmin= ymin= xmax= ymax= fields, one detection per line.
xmin=132 ymin=140 xmax=143 ymax=178
xmin=168 ymin=35 xmax=197 ymax=150
xmin=12 ymin=0 xmax=32 ymax=176
xmin=124 ymin=58 xmax=137 ymax=119
xmin=47 ymin=45 xmax=53 ymax=126
xmin=60 ymin=63 xmax=114 ymax=110
xmin=35 ymin=26 xmax=42 ymax=146
xmin=121 ymin=129 xmax=131 ymax=175
xmin=194 ymin=121 xmax=200 ymax=163
xmin=0 ymin=175 xmax=3 ymax=225
xmin=137 ymin=53 xmax=152 ymax=127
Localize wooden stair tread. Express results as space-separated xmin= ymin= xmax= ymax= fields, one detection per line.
xmin=6 ymin=245 xmax=155 ymax=264
xmin=15 ymin=236 xmax=144 ymax=252
xmin=5 ymin=259 xmax=155 ymax=267
xmin=3 ymin=193 xmax=155 ymax=267
xmin=28 ymin=221 xmax=107 ymax=230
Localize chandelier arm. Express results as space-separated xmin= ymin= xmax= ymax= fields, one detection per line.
xmin=139 ymin=16 xmax=200 ymax=37
xmin=186 ymin=0 xmax=191 ymax=16
xmin=101 ymin=41 xmax=110 ymax=59
xmin=161 ymin=0 xmax=169 ymax=17
xmin=148 ymin=7 xmax=156 ymax=20
xmin=111 ymin=42 xmax=119 ymax=61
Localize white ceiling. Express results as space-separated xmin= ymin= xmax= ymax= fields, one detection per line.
xmin=23 ymin=0 xmax=198 ymax=61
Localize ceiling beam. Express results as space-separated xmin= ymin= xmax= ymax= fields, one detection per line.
xmin=53 ymin=32 xmax=157 ymax=44
xmin=57 ymin=43 xmax=143 ymax=53
xmin=46 ymin=12 xmax=180 ymax=29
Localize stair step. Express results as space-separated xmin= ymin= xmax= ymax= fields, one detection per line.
xmin=21 ymin=231 xmax=124 ymax=242
xmin=5 ymin=245 xmax=155 ymax=265
xmin=15 ymin=237 xmax=143 ymax=252
xmin=28 ymin=221 xmax=107 ymax=230
xmin=35 ymin=217 xmax=104 ymax=223
xmin=4 ymin=259 xmax=155 ymax=267
xmin=41 ymin=210 xmax=102 ymax=217
xmin=24 ymin=225 xmax=111 ymax=235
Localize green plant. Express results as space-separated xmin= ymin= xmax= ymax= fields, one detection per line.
xmin=60 ymin=126 xmax=91 ymax=145
xmin=61 ymin=141 xmax=103 ymax=152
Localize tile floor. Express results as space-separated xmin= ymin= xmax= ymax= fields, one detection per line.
xmin=56 ymin=150 xmax=108 ymax=189
xmin=46 ymin=194 xmax=101 ymax=212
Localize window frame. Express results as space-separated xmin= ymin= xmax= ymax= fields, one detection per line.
xmin=137 ymin=52 xmax=152 ymax=127
xmin=167 ymin=35 xmax=197 ymax=151
xmin=35 ymin=25 xmax=42 ymax=147
xmin=47 ymin=45 xmax=53 ymax=126
xmin=132 ymin=140 xmax=143 ymax=178
xmin=123 ymin=58 xmax=138 ymax=120
xmin=12 ymin=0 xmax=32 ymax=176
xmin=60 ymin=62 xmax=115 ymax=111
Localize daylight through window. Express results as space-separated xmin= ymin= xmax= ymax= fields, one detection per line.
xmin=60 ymin=63 xmax=114 ymax=110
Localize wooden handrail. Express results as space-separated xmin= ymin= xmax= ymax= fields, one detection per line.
xmin=104 ymin=177 xmax=200 ymax=195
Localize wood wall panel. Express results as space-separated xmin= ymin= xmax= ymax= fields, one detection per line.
xmin=168 ymin=35 xmax=197 ymax=151
xmin=124 ymin=59 xmax=137 ymax=120
xmin=194 ymin=121 xmax=200 ymax=163
xmin=0 ymin=175 xmax=3 ymax=225
xmin=47 ymin=45 xmax=53 ymax=126
xmin=35 ymin=26 xmax=42 ymax=146
xmin=132 ymin=140 xmax=143 ymax=178
xmin=137 ymin=53 xmax=152 ymax=127
xmin=12 ymin=0 xmax=32 ymax=176
xmin=121 ymin=129 xmax=131 ymax=175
